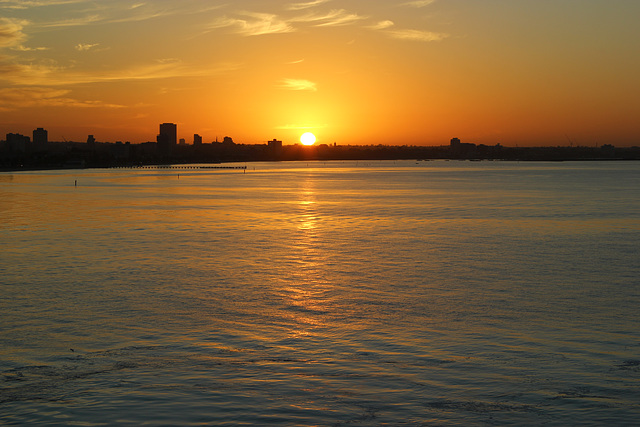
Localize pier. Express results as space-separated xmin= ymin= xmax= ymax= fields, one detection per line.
xmin=112 ymin=165 xmax=247 ymax=170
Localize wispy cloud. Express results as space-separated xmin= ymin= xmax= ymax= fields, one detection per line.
xmin=0 ymin=57 xmax=63 ymax=84
xmin=388 ymin=29 xmax=448 ymax=42
xmin=0 ymin=18 xmax=47 ymax=52
xmin=368 ymin=20 xmax=395 ymax=30
xmin=11 ymin=44 xmax=48 ymax=51
xmin=278 ymin=78 xmax=317 ymax=91
xmin=209 ymin=12 xmax=294 ymax=36
xmin=75 ymin=43 xmax=99 ymax=51
xmin=286 ymin=0 xmax=331 ymax=11
xmin=0 ymin=87 xmax=125 ymax=110
xmin=108 ymin=4 xmax=226 ymax=25
xmin=402 ymin=0 xmax=437 ymax=8
xmin=206 ymin=7 xmax=367 ymax=36
xmin=293 ymin=9 xmax=366 ymax=27
xmin=0 ymin=17 xmax=28 ymax=48
xmin=38 ymin=14 xmax=102 ymax=28
xmin=0 ymin=0 xmax=88 ymax=10
xmin=0 ymin=56 xmax=240 ymax=86
xmin=26 ymin=2 xmax=225 ymax=29
xmin=316 ymin=10 xmax=364 ymax=27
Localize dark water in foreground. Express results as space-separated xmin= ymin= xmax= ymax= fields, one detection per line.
xmin=1 ymin=160 xmax=639 ymax=425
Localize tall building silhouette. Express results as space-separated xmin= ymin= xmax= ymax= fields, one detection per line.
xmin=33 ymin=128 xmax=48 ymax=144
xmin=157 ymin=123 xmax=177 ymax=146
xmin=157 ymin=123 xmax=177 ymax=156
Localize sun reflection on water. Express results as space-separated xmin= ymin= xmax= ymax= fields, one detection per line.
xmin=280 ymin=173 xmax=334 ymax=338
xmin=297 ymin=177 xmax=318 ymax=232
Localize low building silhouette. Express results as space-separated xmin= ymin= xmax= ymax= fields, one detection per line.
xmin=5 ymin=133 xmax=30 ymax=155
xmin=6 ymin=133 xmax=30 ymax=144
xmin=268 ymin=139 xmax=282 ymax=149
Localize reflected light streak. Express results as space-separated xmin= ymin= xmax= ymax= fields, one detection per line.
xmin=298 ymin=177 xmax=317 ymax=232
xmin=281 ymin=174 xmax=333 ymax=338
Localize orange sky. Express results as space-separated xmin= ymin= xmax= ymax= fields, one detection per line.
xmin=1 ymin=0 xmax=639 ymax=146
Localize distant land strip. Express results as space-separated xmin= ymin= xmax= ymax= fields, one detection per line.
xmin=1 ymin=139 xmax=639 ymax=172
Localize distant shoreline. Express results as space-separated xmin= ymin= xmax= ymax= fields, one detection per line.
xmin=2 ymin=156 xmax=639 ymax=174
xmin=2 ymin=139 xmax=640 ymax=173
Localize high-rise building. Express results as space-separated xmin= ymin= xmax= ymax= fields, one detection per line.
xmin=157 ymin=123 xmax=177 ymax=146
xmin=193 ymin=134 xmax=203 ymax=146
xmin=157 ymin=123 xmax=177 ymax=157
xmin=33 ymin=128 xmax=48 ymax=144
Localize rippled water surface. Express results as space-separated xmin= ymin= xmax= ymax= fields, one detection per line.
xmin=1 ymin=160 xmax=639 ymax=425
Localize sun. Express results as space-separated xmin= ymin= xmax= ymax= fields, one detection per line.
xmin=300 ymin=132 xmax=316 ymax=146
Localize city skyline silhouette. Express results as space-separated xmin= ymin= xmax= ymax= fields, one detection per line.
xmin=2 ymin=121 xmax=639 ymax=171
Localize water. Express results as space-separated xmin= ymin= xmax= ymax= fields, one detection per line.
xmin=1 ymin=160 xmax=639 ymax=425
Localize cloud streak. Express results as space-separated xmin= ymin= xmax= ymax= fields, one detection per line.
xmin=368 ymin=20 xmax=395 ymax=30
xmin=38 ymin=14 xmax=102 ymax=28
xmin=0 ymin=56 xmax=240 ymax=86
xmin=207 ymin=8 xmax=368 ymax=36
xmin=0 ymin=0 xmax=88 ymax=10
xmin=402 ymin=0 xmax=437 ymax=8
xmin=286 ymin=0 xmax=332 ymax=11
xmin=23 ymin=2 xmax=225 ymax=29
xmin=292 ymin=9 xmax=366 ymax=27
xmin=278 ymin=78 xmax=317 ymax=91
xmin=0 ymin=17 xmax=28 ymax=48
xmin=209 ymin=13 xmax=294 ymax=36
xmin=0 ymin=87 xmax=125 ymax=110
xmin=11 ymin=44 xmax=47 ymax=51
xmin=388 ymin=29 xmax=448 ymax=42
xmin=75 ymin=43 xmax=99 ymax=51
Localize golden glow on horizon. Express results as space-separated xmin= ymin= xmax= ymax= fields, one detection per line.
xmin=300 ymin=132 xmax=317 ymax=146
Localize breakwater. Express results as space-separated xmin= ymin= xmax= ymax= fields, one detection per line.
xmin=111 ymin=165 xmax=247 ymax=170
